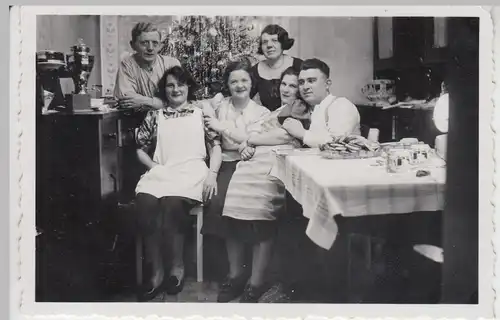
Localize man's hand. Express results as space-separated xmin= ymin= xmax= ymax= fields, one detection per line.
xmin=240 ymin=146 xmax=255 ymax=161
xmin=118 ymin=95 xmax=150 ymax=109
xmin=203 ymin=171 xmax=218 ymax=203
xmin=282 ymin=118 xmax=306 ymax=140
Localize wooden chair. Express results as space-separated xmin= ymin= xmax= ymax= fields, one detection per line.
xmin=135 ymin=205 xmax=204 ymax=288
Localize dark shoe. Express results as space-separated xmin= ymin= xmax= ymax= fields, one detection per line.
xmin=217 ymin=275 xmax=247 ymax=302
xmin=137 ymin=281 xmax=165 ymax=302
xmin=165 ymin=275 xmax=185 ymax=295
xmin=258 ymin=283 xmax=292 ymax=303
xmin=240 ymin=284 xmax=267 ymax=303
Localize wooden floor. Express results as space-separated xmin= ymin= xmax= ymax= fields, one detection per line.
xmin=36 ymin=211 xmax=444 ymax=304
xmin=107 ymin=279 xmax=241 ymax=303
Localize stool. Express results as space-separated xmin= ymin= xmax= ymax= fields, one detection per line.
xmin=136 ymin=205 xmax=204 ymax=288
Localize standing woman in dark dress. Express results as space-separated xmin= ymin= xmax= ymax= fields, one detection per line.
xmin=250 ymin=24 xmax=303 ymax=111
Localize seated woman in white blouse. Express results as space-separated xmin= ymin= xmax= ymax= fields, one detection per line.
xmin=281 ymin=58 xmax=361 ymax=146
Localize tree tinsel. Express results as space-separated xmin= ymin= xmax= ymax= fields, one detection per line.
xmin=159 ymin=16 xmax=262 ymax=99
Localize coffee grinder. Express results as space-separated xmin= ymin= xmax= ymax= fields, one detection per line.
xmin=36 ymin=38 xmax=95 ymax=113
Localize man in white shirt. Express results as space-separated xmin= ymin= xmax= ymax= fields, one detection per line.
xmin=282 ymin=58 xmax=361 ymax=147
xmin=259 ymin=58 xmax=361 ymax=303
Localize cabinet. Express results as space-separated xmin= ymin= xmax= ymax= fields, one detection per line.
xmin=36 ymin=109 xmax=146 ymax=302
xmin=356 ymin=105 xmax=440 ymax=146
xmin=373 ymin=17 xmax=449 ymax=73
xmin=422 ymin=17 xmax=449 ymax=64
xmin=37 ymin=110 xmax=144 ymax=233
xmin=373 ymin=17 xmax=395 ymax=72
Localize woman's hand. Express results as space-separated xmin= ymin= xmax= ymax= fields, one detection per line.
xmin=210 ymin=93 xmax=224 ymax=109
xmin=204 ymin=115 xmax=225 ymax=133
xmin=240 ymin=146 xmax=255 ymax=161
xmin=203 ymin=171 xmax=218 ymax=203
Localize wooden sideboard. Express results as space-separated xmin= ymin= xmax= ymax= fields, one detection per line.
xmin=36 ymin=109 xmax=145 ymax=234
xmin=356 ymin=104 xmax=440 ymax=147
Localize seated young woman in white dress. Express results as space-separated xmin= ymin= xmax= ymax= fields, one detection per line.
xmin=202 ymin=62 xmax=304 ymax=303
xmin=134 ymin=66 xmax=221 ymax=301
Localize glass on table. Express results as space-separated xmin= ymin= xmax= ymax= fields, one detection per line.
xmin=386 ymin=149 xmax=413 ymax=173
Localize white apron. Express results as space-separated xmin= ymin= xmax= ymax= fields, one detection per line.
xmin=135 ymin=108 xmax=208 ymax=202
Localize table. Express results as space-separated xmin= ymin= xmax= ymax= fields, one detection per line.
xmin=271 ymin=149 xmax=446 ymax=250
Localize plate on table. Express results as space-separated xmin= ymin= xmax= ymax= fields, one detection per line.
xmin=320 ymin=149 xmax=380 ymax=160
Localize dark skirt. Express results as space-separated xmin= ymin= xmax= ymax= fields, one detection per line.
xmin=136 ymin=193 xmax=199 ymax=236
xmin=201 ymin=160 xmax=277 ymax=244
xmin=201 ymin=160 xmax=238 ymax=237
xmin=223 ymin=216 xmax=278 ymax=245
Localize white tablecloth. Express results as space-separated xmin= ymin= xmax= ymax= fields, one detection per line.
xmin=270 ymin=149 xmax=446 ymax=250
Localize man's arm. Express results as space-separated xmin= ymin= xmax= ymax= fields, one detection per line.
xmin=324 ymin=98 xmax=360 ymax=136
xmin=247 ymin=128 xmax=294 ymax=146
xmin=114 ymin=59 xmax=166 ymax=110
xmin=302 ymin=98 xmax=360 ymax=147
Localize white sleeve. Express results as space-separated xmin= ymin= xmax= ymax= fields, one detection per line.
xmin=303 ymin=130 xmax=331 ymax=148
xmin=326 ymin=97 xmax=360 ymax=136
xmin=302 ymin=97 xmax=360 ymax=147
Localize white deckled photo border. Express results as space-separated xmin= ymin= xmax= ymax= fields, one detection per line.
xmin=9 ymin=5 xmax=496 ymax=320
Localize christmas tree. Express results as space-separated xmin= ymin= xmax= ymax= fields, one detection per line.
xmin=159 ymin=16 xmax=262 ymax=99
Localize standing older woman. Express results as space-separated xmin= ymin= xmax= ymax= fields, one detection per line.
xmin=250 ymin=24 xmax=303 ymax=112
xmin=134 ymin=65 xmax=221 ymax=301
xmin=114 ymin=22 xmax=180 ymax=110
xmin=203 ymin=61 xmax=305 ymax=303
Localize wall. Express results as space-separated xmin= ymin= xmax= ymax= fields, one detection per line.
xmin=104 ymin=15 xmax=373 ymax=104
xmin=37 ymin=15 xmax=101 ymax=95
xmin=117 ymin=15 xmax=173 ymax=59
xmin=285 ymin=17 xmax=374 ymax=104
xmin=37 ymin=15 xmax=372 ymax=103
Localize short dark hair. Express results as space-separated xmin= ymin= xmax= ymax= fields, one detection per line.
xmin=300 ymin=58 xmax=330 ymax=78
xmin=257 ymin=24 xmax=295 ymax=55
xmin=280 ymin=67 xmax=303 ymax=101
xmin=131 ymin=22 xmax=161 ymax=43
xmin=157 ymin=66 xmax=200 ymax=102
xmin=280 ymin=66 xmax=300 ymax=83
xmin=222 ymin=57 xmax=255 ymax=96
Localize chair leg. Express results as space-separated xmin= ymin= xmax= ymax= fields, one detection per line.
xmin=196 ymin=212 xmax=203 ymax=283
xmin=136 ymin=235 xmax=143 ymax=288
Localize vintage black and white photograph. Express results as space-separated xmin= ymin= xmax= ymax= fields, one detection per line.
xmin=9 ymin=4 xmax=495 ymax=319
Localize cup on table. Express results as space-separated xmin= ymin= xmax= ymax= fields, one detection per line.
xmin=410 ymin=143 xmax=431 ymax=164
xmin=367 ymin=128 xmax=380 ymax=142
xmin=387 ymin=149 xmax=412 ymax=173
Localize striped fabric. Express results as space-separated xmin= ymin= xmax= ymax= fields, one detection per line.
xmin=222 ymin=145 xmax=287 ymax=221
xmin=271 ymin=151 xmax=447 ymax=249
